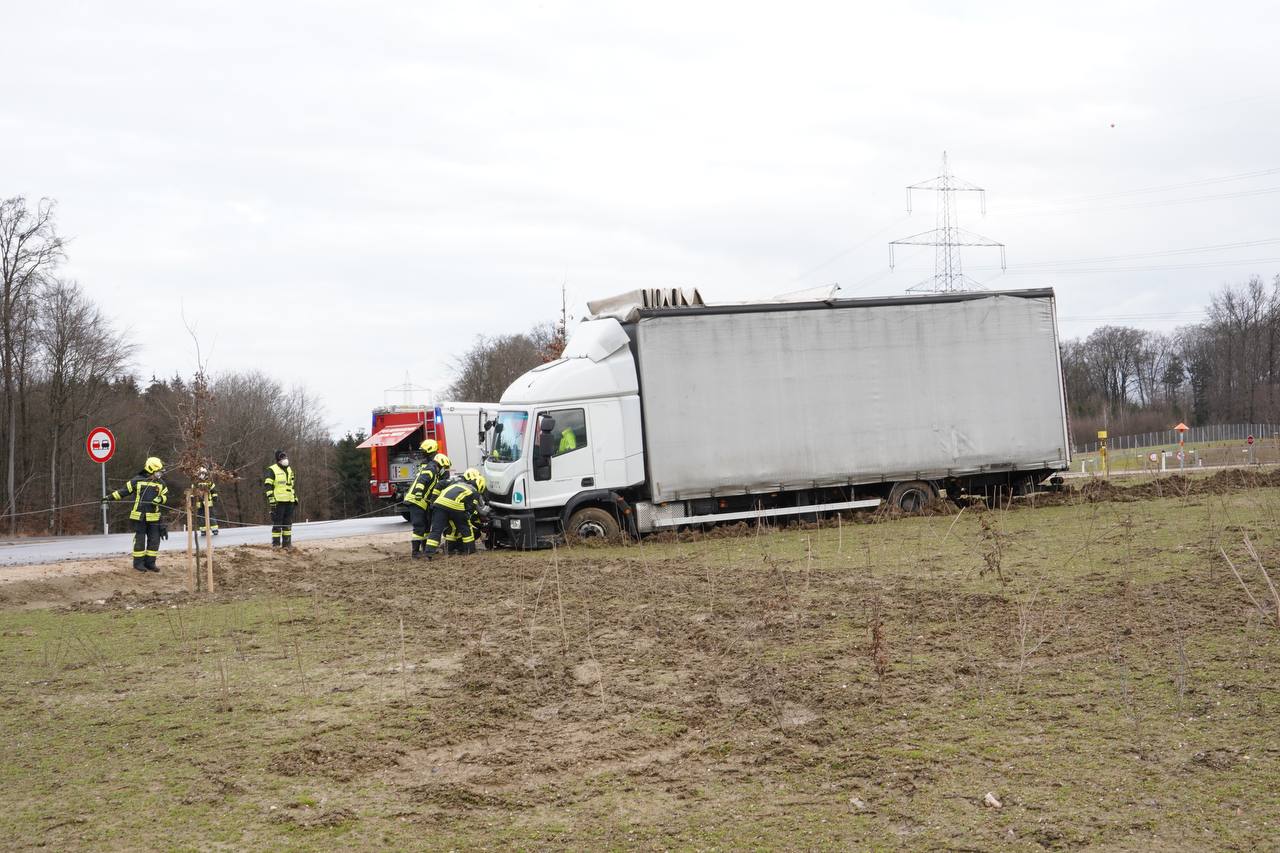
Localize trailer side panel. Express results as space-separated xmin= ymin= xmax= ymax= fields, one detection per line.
xmin=634 ymin=291 xmax=1068 ymax=503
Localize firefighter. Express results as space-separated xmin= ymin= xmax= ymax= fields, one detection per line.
xmin=404 ymin=447 xmax=451 ymax=558
xmin=264 ymin=449 xmax=297 ymax=548
xmin=445 ymin=467 xmax=489 ymax=555
xmin=422 ymin=470 xmax=485 ymax=560
xmin=194 ymin=466 xmax=219 ymax=535
xmin=102 ymin=456 xmax=169 ymax=572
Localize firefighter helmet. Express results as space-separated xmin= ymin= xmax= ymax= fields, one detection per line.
xmin=434 ymin=454 xmax=451 ymax=470
xmin=144 ymin=457 xmax=164 ymax=474
xmin=463 ymin=467 xmax=486 ymax=493
xmin=420 ymin=439 xmax=439 ymax=455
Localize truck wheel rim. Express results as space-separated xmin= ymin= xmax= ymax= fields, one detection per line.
xmin=901 ymin=490 xmax=926 ymax=511
xmin=578 ymin=521 xmax=607 ymax=538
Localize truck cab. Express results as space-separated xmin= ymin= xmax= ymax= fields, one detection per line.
xmin=484 ymin=319 xmax=645 ymax=548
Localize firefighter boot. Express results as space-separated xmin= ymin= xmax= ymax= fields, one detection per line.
xmin=144 ymin=557 xmax=159 ymax=573
xmin=132 ymin=557 xmax=146 ymax=572
xmin=411 ymin=540 xmax=421 ymax=559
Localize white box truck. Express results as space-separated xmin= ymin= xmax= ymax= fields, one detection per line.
xmin=482 ymin=287 xmax=1070 ymax=548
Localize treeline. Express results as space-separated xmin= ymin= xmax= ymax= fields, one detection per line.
xmin=1062 ymin=274 xmax=1280 ymax=444
xmin=1 ymin=195 xmax=566 ymax=536
xmin=0 ymin=197 xmax=374 ymax=534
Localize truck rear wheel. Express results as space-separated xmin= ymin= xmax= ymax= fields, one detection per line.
xmin=887 ymin=480 xmax=937 ymax=513
xmin=565 ymin=507 xmax=620 ymax=541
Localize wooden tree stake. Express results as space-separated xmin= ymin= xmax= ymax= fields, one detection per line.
xmin=185 ymin=493 xmax=196 ymax=593
xmin=203 ymin=499 xmax=215 ymax=593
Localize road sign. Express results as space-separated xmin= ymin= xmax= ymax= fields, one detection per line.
xmin=1247 ymin=434 xmax=1255 ymax=445
xmin=86 ymin=427 xmax=116 ymax=463
xmin=87 ymin=427 xmax=115 ymax=536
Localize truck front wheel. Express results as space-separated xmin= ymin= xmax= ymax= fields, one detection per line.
xmin=565 ymin=507 xmax=620 ymax=541
xmin=887 ymin=480 xmax=937 ymax=513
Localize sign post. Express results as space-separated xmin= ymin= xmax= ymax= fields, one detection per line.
xmin=86 ymin=427 xmax=116 ymax=534
xmin=1174 ymin=423 xmax=1189 ymax=474
xmin=1097 ymin=430 xmax=1109 ymax=478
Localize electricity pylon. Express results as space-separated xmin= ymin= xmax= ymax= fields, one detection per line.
xmin=889 ymin=152 xmax=1005 ymax=292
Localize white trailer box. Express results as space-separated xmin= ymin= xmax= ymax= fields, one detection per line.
xmin=635 ymin=289 xmax=1069 ymax=502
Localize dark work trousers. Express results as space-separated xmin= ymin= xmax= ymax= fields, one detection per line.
xmin=131 ymin=519 xmax=161 ymax=570
xmin=424 ymin=506 xmax=473 ymax=556
xmin=271 ymin=501 xmax=297 ymax=547
xmin=408 ymin=504 xmax=430 ymax=555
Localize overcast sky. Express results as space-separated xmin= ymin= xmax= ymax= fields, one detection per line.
xmin=7 ymin=1 xmax=1279 ymax=434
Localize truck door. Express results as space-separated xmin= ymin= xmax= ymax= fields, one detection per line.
xmin=529 ymin=407 xmax=594 ymax=507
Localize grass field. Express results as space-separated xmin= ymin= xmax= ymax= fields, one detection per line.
xmin=3 ymin=479 xmax=1279 ymax=850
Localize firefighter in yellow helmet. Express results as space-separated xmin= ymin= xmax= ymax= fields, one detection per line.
xmin=423 ymin=468 xmax=485 ymax=560
xmin=102 ymin=456 xmax=169 ymax=572
xmin=404 ymin=447 xmax=451 ymax=559
xmin=264 ymin=449 xmax=297 ymax=548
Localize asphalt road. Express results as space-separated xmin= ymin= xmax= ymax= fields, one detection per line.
xmin=0 ymin=515 xmax=407 ymax=568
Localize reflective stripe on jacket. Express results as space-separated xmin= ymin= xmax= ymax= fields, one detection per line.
xmin=404 ymin=463 xmax=443 ymax=509
xmin=111 ymin=475 xmax=167 ymax=522
xmin=264 ymin=464 xmax=296 ymax=502
xmin=434 ymin=481 xmax=476 ymax=513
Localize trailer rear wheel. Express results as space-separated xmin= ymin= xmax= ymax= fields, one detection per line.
xmin=566 ymin=507 xmax=620 ymax=541
xmin=887 ymin=480 xmax=937 ymax=513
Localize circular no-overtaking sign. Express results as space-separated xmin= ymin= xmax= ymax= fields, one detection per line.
xmin=86 ymin=427 xmax=116 ymax=464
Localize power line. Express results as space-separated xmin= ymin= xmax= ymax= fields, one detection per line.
xmin=998 ymin=237 xmax=1280 ymax=269
xmin=790 ymin=214 xmax=911 ymax=283
xmin=1001 ymin=166 xmax=1280 ymax=211
xmin=1001 ymin=184 xmax=1280 ymax=218
xmin=1060 ymin=311 xmax=1206 ymax=322
xmin=989 ymin=255 xmax=1280 ymax=275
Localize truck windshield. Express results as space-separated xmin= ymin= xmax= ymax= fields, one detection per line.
xmin=492 ymin=411 xmax=529 ymax=462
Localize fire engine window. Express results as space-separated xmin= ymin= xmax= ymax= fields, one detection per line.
xmin=549 ymin=408 xmax=586 ymax=456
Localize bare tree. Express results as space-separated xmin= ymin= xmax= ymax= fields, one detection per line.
xmin=446 ymin=322 xmax=559 ymax=402
xmin=0 ymin=197 xmax=65 ymax=534
xmin=35 ymin=279 xmax=133 ymax=532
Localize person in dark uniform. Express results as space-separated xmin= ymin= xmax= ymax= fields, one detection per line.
xmin=264 ymin=449 xmax=297 ymax=548
xmin=422 ymin=470 xmax=486 ymax=560
xmin=103 ymin=456 xmax=168 ymax=572
xmin=404 ymin=450 xmax=451 ymax=558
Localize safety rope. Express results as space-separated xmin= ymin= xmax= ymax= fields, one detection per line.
xmin=2 ymin=498 xmax=403 ymax=529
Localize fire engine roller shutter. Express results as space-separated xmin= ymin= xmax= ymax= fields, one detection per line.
xmin=356 ymin=423 xmax=420 ymax=448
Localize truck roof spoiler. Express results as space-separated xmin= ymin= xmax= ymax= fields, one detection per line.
xmin=587 ymin=287 xmax=705 ymax=322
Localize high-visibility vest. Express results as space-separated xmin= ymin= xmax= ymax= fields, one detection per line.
xmin=112 ymin=475 xmax=167 ymax=522
xmin=264 ymin=464 xmax=296 ymax=502
xmin=435 ymin=481 xmax=476 ymax=512
xmin=558 ymin=429 xmax=577 ymax=453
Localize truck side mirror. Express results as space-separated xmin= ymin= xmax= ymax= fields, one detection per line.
xmin=534 ymin=417 xmax=556 ymax=481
